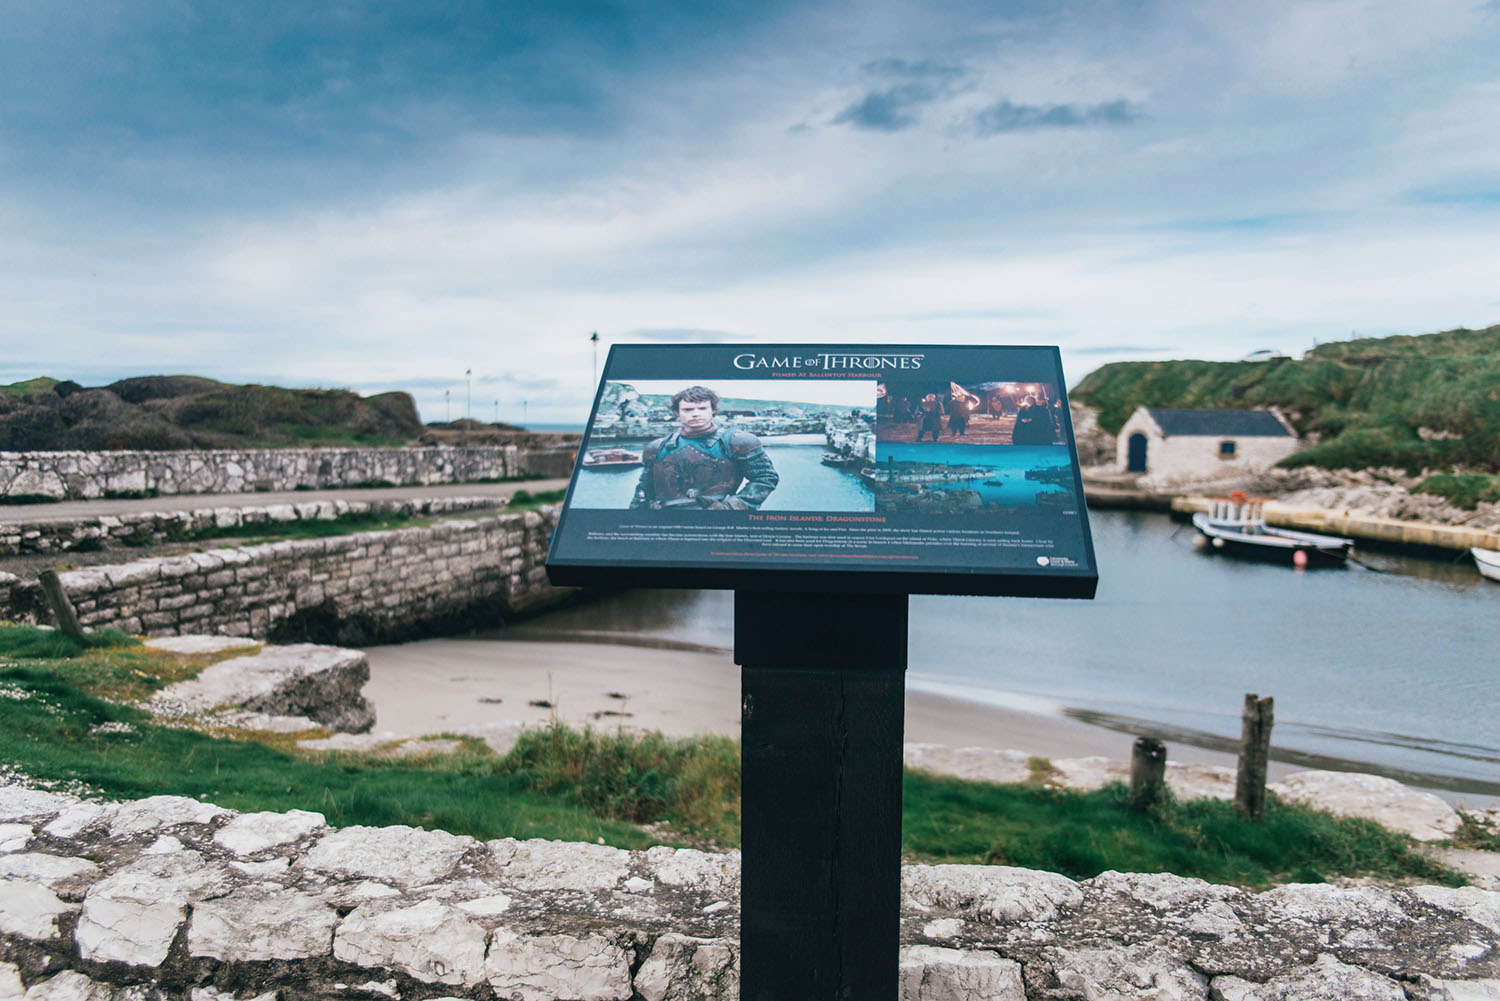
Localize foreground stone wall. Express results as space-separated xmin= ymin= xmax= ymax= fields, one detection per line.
xmin=0 ymin=496 xmax=510 ymax=557
xmin=2 ymin=781 xmax=1499 ymax=1001
xmin=0 ymin=448 xmax=522 ymax=502
xmin=5 ymin=510 xmax=569 ymax=644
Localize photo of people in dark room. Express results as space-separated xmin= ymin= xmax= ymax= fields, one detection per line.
xmin=875 ymin=379 xmax=1065 ymax=446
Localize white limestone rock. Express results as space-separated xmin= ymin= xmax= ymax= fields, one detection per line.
xmin=75 ymin=853 xmax=233 ymax=966
xmin=1089 ymin=871 xmax=1245 ymax=936
xmin=1412 ymin=886 xmax=1500 ymax=936
xmin=640 ymin=846 xmax=739 ymax=897
xmin=899 ymin=946 xmax=1026 ymax=1001
xmin=902 ymin=744 xmax=1032 ymax=784
xmin=189 ymin=989 xmax=280 ymax=1001
xmin=188 ymin=883 xmax=338 ymax=961
xmin=454 ymin=893 xmax=513 ymax=917
xmin=42 ymin=803 xmax=111 ymax=839
xmin=489 ymin=838 xmax=631 ymax=892
xmin=0 ymin=963 xmax=21 ymax=1001
xmin=142 ymin=636 xmax=260 ymax=654
xmin=0 ymin=785 xmax=76 ymax=823
xmin=107 ymin=795 xmax=230 ymax=837
xmin=1049 ymin=755 xmax=1127 ymax=791
xmin=1270 ymin=770 xmax=1461 ymax=841
xmin=904 ymin=864 xmax=1083 ymax=923
xmin=0 ymin=853 xmax=102 ymax=895
xmin=333 ymin=899 xmax=487 ymax=987
xmin=633 ymin=934 xmax=739 ymax=1001
xmin=299 ymin=825 xmax=474 ymax=887
xmin=0 ymin=824 xmax=33 ymax=853
xmin=0 ymin=878 xmax=76 ymax=941
xmin=1209 ymin=953 xmax=1405 ymax=1000
xmin=1044 ymin=944 xmax=1209 ymax=1000
xmin=147 ymin=643 xmax=374 ymax=733
xmin=1408 ymin=975 xmax=1500 ymax=999
xmin=17 ymin=971 xmax=115 ymax=1000
xmin=1264 ymin=883 xmax=1404 ymax=928
xmin=214 ymin=809 xmax=325 ymax=855
xmin=485 ymin=929 xmax=633 ymax=1001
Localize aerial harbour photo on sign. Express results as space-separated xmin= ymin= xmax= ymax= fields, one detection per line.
xmin=3 ymin=2 xmax=1500 ymax=999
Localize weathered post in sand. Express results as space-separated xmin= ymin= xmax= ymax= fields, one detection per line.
xmin=1129 ymin=736 xmax=1167 ymax=811
xmin=38 ymin=570 xmax=85 ymax=640
xmin=1235 ymin=693 xmax=1274 ymax=821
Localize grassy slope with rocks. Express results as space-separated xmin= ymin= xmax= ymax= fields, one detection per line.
xmin=0 ymin=624 xmax=1463 ymax=887
xmin=1072 ymin=325 xmax=1500 ymax=487
xmin=0 ymin=375 xmax=423 ymax=450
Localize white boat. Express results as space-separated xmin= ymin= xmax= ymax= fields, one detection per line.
xmin=1474 ymin=547 xmax=1500 ymax=582
xmin=1191 ymin=493 xmax=1354 ymax=567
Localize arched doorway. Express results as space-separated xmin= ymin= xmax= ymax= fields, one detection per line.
xmin=1127 ymin=433 xmax=1148 ymax=473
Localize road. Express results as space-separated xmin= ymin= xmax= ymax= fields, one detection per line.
xmin=0 ymin=479 xmax=574 ymax=524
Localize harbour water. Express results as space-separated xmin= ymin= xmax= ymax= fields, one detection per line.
xmin=524 ymin=509 xmax=1500 ymax=796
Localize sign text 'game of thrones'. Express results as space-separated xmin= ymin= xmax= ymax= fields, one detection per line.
xmin=545 ymin=344 xmax=1097 ymax=597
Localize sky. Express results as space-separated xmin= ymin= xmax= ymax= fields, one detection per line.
xmin=2 ymin=0 xmax=1498 ymax=424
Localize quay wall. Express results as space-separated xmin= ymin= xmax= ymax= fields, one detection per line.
xmin=4 ymin=509 xmax=571 ymax=644
xmin=0 ymin=495 xmax=509 ymax=557
xmin=1171 ymin=496 xmax=1500 ymax=552
xmin=0 ymin=446 xmax=527 ymax=501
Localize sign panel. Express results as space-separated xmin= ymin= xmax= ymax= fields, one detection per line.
xmin=545 ymin=344 xmax=1097 ymax=597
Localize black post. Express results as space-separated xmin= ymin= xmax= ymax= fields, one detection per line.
xmin=736 ymin=590 xmax=908 ymax=1001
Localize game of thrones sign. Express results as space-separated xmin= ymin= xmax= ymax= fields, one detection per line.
xmin=545 ymin=344 xmax=1097 ymax=597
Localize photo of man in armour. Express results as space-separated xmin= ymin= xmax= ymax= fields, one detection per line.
xmin=630 ymin=386 xmax=780 ymax=510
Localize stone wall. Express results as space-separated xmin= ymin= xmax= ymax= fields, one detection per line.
xmin=0 ymin=497 xmax=510 ymax=557
xmin=5 ymin=510 xmax=570 ymax=645
xmin=3 ymin=781 xmax=1499 ymax=1001
xmin=0 ymin=448 xmax=522 ymax=502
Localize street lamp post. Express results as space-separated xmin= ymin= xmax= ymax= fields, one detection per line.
xmin=465 ymin=369 xmax=472 ymax=423
xmin=444 ymin=390 xmax=450 ymax=423
xmin=590 ymin=331 xmax=600 ymax=387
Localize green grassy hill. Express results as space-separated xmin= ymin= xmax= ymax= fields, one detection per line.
xmin=1072 ymin=324 xmax=1500 ymax=473
xmin=0 ymin=375 xmax=422 ymax=451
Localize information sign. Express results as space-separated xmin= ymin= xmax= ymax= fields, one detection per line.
xmin=546 ymin=343 xmax=1097 ymax=597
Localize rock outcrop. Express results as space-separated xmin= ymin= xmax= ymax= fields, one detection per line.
xmin=4 ymin=780 xmax=1500 ymax=1000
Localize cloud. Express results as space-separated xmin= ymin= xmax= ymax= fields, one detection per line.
xmin=623 ymin=328 xmax=752 ymax=342
xmin=1070 ymin=345 xmax=1175 ymax=356
xmin=971 ymin=98 xmax=1140 ymax=135
xmin=833 ymin=83 xmax=945 ymax=132
xmin=863 ymin=58 xmax=966 ymax=81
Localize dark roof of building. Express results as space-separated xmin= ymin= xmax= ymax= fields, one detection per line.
xmin=1146 ymin=408 xmax=1292 ymax=437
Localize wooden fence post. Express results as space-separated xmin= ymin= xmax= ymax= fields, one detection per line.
xmin=1234 ymin=693 xmax=1274 ymax=822
xmin=38 ymin=570 xmax=85 ymax=640
xmin=1129 ymin=737 xmax=1167 ymax=811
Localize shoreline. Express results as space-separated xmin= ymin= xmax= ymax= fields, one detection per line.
xmin=359 ymin=634 xmax=1498 ymax=810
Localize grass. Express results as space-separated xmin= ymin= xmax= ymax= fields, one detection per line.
xmin=506 ymin=488 xmax=568 ymax=511
xmin=0 ymin=628 xmax=1470 ymax=884
xmin=189 ymin=510 xmax=432 ymax=545
xmin=1413 ymin=472 xmax=1500 ymax=510
xmin=901 ymin=772 xmax=1461 ymax=887
xmin=0 ymin=494 xmax=62 ymax=505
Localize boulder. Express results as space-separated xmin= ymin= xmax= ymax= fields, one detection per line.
xmin=147 ymin=644 xmax=375 ymax=733
xmin=1270 ymin=771 xmax=1461 ymax=841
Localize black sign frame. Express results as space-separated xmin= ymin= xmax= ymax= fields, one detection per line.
xmin=545 ymin=343 xmax=1097 ymax=599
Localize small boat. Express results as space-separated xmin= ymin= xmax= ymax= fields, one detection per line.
xmin=1191 ymin=493 xmax=1354 ymax=567
xmin=581 ymin=447 xmax=643 ymax=470
xmin=1474 ymin=547 xmax=1500 ymax=582
xmin=821 ymin=451 xmax=864 ymax=468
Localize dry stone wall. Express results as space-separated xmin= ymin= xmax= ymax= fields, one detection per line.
xmin=3 ymin=781 xmax=1500 ymax=1001
xmin=0 ymin=497 xmax=510 ymax=558
xmin=0 ymin=448 xmax=522 ymax=502
xmin=5 ymin=510 xmax=569 ymax=645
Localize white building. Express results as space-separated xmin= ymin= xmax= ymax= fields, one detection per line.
xmin=1116 ymin=407 xmax=1300 ymax=482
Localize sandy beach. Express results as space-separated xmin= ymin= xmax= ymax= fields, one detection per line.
xmin=359 ymin=635 xmax=1298 ymax=781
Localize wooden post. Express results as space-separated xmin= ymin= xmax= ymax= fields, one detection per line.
xmin=1234 ymin=693 xmax=1274 ymax=822
xmin=737 ymin=590 xmax=908 ymax=1001
xmin=1128 ymin=736 xmax=1167 ymax=811
xmin=37 ymin=570 xmax=85 ymax=640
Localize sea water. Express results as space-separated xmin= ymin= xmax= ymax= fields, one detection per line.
xmin=523 ymin=509 xmax=1500 ymax=795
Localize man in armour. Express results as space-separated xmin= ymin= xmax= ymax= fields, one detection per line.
xmin=630 ymin=386 xmax=779 ymax=510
